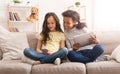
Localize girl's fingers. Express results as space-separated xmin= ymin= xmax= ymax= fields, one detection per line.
xmin=91 ymin=35 xmax=96 ymax=40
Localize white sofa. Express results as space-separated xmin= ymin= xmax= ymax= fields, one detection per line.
xmin=0 ymin=31 xmax=120 ymax=74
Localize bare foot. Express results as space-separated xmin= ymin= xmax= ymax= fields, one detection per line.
xmin=33 ymin=61 xmax=41 ymax=65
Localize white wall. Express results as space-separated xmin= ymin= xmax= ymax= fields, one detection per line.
xmin=0 ymin=0 xmax=9 ymax=30
xmin=94 ymin=0 xmax=120 ymax=31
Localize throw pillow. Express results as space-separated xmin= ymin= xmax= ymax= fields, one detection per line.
xmin=111 ymin=45 xmax=120 ymax=62
xmin=0 ymin=32 xmax=29 ymax=61
xmin=0 ymin=25 xmax=9 ymax=60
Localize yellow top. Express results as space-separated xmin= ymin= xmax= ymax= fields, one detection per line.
xmin=38 ymin=31 xmax=65 ymax=53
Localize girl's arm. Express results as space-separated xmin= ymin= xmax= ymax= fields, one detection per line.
xmin=36 ymin=40 xmax=42 ymax=53
xmin=60 ymin=40 xmax=65 ymax=48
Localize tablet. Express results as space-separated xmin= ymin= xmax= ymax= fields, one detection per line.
xmin=69 ymin=32 xmax=93 ymax=47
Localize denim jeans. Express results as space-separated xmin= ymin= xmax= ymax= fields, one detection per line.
xmin=23 ymin=47 xmax=68 ymax=64
xmin=67 ymin=44 xmax=104 ymax=63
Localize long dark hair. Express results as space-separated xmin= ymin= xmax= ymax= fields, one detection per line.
xmin=41 ymin=12 xmax=63 ymax=45
xmin=62 ymin=10 xmax=87 ymax=29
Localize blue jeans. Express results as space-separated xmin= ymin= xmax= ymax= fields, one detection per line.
xmin=67 ymin=44 xmax=104 ymax=63
xmin=23 ymin=47 xmax=68 ymax=64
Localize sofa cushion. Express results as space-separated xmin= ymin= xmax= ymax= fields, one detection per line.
xmin=31 ymin=62 xmax=86 ymax=74
xmin=0 ymin=32 xmax=29 ymax=60
xmin=95 ymin=31 xmax=120 ymax=54
xmin=0 ymin=60 xmax=31 ymax=74
xmin=86 ymin=60 xmax=120 ymax=74
xmin=111 ymin=45 xmax=120 ymax=62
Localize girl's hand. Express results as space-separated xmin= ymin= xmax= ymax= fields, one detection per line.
xmin=89 ymin=35 xmax=99 ymax=44
xmin=36 ymin=49 xmax=42 ymax=53
xmin=46 ymin=51 xmax=52 ymax=55
xmin=72 ymin=43 xmax=80 ymax=51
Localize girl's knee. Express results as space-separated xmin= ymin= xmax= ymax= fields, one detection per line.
xmin=61 ymin=47 xmax=69 ymax=55
xmin=95 ymin=44 xmax=104 ymax=54
xmin=24 ymin=48 xmax=31 ymax=55
xmin=68 ymin=51 xmax=76 ymax=57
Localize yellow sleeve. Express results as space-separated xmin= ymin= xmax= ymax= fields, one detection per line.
xmin=61 ymin=33 xmax=65 ymax=41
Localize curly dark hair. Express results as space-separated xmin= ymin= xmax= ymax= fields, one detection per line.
xmin=62 ymin=10 xmax=87 ymax=29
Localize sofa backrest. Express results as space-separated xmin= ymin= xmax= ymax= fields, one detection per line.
xmin=26 ymin=32 xmax=39 ymax=50
xmin=26 ymin=31 xmax=120 ymax=55
xmin=95 ymin=31 xmax=120 ymax=54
